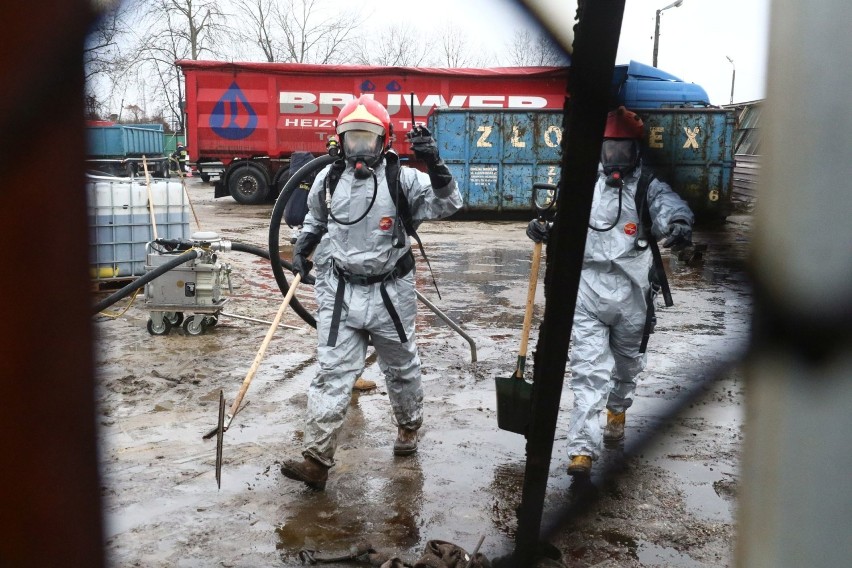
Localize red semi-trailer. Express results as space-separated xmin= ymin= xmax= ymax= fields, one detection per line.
xmin=177 ymin=60 xmax=569 ymax=204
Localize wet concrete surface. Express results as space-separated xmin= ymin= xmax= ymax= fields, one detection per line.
xmin=93 ymin=178 xmax=752 ymax=566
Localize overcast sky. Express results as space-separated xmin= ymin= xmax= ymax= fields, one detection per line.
xmin=367 ymin=0 xmax=770 ymax=106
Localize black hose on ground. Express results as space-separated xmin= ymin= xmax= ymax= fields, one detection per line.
xmin=268 ymin=153 xmax=335 ymax=319
xmin=92 ymin=249 xmax=200 ymax=315
xmin=230 ymin=241 xmax=316 ymax=327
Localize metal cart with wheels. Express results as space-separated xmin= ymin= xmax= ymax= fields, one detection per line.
xmin=142 ymin=232 xmax=231 ymax=336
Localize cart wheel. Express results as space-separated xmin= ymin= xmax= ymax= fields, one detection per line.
xmin=202 ymin=315 xmax=218 ymax=327
xmin=165 ymin=311 xmax=184 ymax=326
xmin=183 ymin=315 xmax=205 ymax=336
xmin=147 ymin=317 xmax=172 ymax=336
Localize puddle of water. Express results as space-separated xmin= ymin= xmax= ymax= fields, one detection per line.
xmin=636 ymin=539 xmax=709 ymax=567
xmin=661 ymin=458 xmax=736 ymax=523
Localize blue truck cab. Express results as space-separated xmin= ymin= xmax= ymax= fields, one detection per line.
xmin=613 ymin=60 xmax=711 ymax=109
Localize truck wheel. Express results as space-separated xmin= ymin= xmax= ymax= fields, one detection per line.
xmin=199 ymin=173 xmax=210 ymax=183
xmin=273 ymin=167 xmax=291 ymax=199
xmin=228 ymin=164 xmax=269 ymax=205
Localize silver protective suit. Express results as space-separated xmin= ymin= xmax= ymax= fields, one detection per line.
xmin=567 ymin=164 xmax=693 ymax=460
xmin=299 ymin=158 xmax=462 ymax=467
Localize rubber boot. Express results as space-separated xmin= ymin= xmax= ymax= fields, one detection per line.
xmin=352 ymin=377 xmax=376 ymax=391
xmin=393 ymin=427 xmax=418 ymax=456
xmin=280 ymin=455 xmax=329 ymax=490
xmin=603 ymin=410 xmax=626 ymax=442
xmin=567 ymin=455 xmax=592 ymax=476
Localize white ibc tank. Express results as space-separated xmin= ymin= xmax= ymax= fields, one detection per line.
xmin=86 ymin=175 xmax=191 ymax=279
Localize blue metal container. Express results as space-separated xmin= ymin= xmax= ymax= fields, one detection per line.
xmin=431 ymin=107 xmax=735 ymax=219
xmin=430 ymin=110 xmax=562 ymax=213
xmin=87 ymin=123 xmax=165 ymax=158
xmin=635 ymin=108 xmax=735 ymax=218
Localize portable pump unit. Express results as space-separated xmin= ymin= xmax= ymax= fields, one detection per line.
xmin=143 ymin=231 xmax=232 ymax=336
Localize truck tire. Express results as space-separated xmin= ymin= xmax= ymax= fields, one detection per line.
xmin=228 ymin=163 xmax=269 ymax=205
xmin=273 ymin=166 xmax=291 ymax=199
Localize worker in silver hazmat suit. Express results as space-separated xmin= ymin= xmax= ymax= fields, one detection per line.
xmin=281 ymin=95 xmax=462 ymax=490
xmin=527 ymin=106 xmax=694 ymax=477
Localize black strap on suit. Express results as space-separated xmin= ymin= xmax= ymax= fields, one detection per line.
xmin=326 ymin=251 xmax=415 ymax=347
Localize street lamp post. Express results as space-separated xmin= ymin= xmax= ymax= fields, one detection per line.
xmin=652 ymin=0 xmax=684 ymax=68
xmin=726 ymin=55 xmax=736 ymax=104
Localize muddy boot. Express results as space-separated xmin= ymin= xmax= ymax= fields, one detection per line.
xmin=567 ymin=455 xmax=592 ymax=476
xmin=352 ymin=377 xmax=376 ymax=391
xmin=603 ymin=410 xmax=626 ymax=442
xmin=393 ymin=427 xmax=418 ymax=456
xmin=280 ymin=455 xmax=329 ymax=490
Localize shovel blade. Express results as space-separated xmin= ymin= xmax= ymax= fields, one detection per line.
xmin=495 ymin=375 xmax=532 ymax=435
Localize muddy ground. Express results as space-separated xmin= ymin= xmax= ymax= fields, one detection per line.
xmin=93 ymin=176 xmax=753 ymax=567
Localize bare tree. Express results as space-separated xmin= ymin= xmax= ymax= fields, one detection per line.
xmin=84 ymin=0 xmax=142 ymax=118
xmin=233 ymin=0 xmax=278 ymax=62
xmin=504 ymin=29 xmax=570 ymax=66
xmin=232 ymin=0 xmax=362 ymax=63
xmin=351 ymin=23 xmax=436 ymax=67
xmin=277 ymin=0 xmax=363 ymax=63
xmin=437 ymin=24 xmax=491 ymax=68
xmin=137 ymin=0 xmax=233 ymax=131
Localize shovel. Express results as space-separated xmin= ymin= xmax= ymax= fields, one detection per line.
xmin=204 ymin=272 xmax=303 ymax=487
xmin=495 ymin=183 xmax=556 ymax=435
xmin=495 ymin=236 xmax=543 ymax=434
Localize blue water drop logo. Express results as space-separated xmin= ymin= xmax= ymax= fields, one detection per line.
xmin=386 ymin=80 xmax=402 ymax=92
xmin=360 ymin=80 xmax=376 ymax=92
xmin=210 ymin=82 xmax=258 ymax=140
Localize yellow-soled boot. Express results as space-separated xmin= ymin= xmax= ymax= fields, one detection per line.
xmin=603 ymin=410 xmax=626 ymax=442
xmin=352 ymin=377 xmax=377 ymax=391
xmin=567 ymin=455 xmax=592 ymax=476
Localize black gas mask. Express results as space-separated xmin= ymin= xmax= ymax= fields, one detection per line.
xmin=343 ymin=130 xmax=384 ymax=179
xmin=601 ymin=139 xmax=640 ymax=187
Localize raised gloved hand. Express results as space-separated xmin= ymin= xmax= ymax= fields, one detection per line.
xmin=662 ymin=220 xmax=692 ymax=249
xmin=526 ymin=219 xmax=552 ymax=243
xmin=406 ymin=125 xmax=440 ymax=165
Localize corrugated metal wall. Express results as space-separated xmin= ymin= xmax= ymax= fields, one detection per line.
xmin=727 ymin=101 xmax=762 ymax=211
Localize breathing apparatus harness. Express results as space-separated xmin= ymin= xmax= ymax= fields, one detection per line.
xmin=323 ymin=138 xmax=382 ymax=227
xmin=321 ymin=146 xmax=441 ymax=299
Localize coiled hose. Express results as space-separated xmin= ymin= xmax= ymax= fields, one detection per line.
xmin=267 ymin=154 xmax=335 ymax=326
xmin=230 ymin=241 xmax=316 ymax=327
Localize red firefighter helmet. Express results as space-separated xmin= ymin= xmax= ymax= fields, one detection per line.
xmin=335 ymin=95 xmax=393 ymax=151
xmin=604 ymin=106 xmax=644 ymax=139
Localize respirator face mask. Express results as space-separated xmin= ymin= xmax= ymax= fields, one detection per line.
xmin=601 ymin=139 xmax=639 ymax=187
xmin=343 ymin=130 xmax=383 ymax=179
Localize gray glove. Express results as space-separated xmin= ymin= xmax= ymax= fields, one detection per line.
xmin=406 ymin=125 xmax=440 ymax=166
xmin=662 ymin=220 xmax=692 ymax=249
xmin=526 ymin=219 xmax=552 ymax=243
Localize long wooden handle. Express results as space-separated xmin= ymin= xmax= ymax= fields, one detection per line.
xmin=227 ymin=273 xmax=302 ymax=417
xmin=142 ymin=155 xmax=158 ymax=240
xmin=516 ymin=240 xmax=543 ymax=370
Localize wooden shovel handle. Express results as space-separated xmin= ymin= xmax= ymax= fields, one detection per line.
xmin=142 ymin=155 xmax=158 ymax=240
xmin=228 ymin=273 xmax=302 ymax=417
xmin=516 ymin=240 xmax=543 ymax=374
